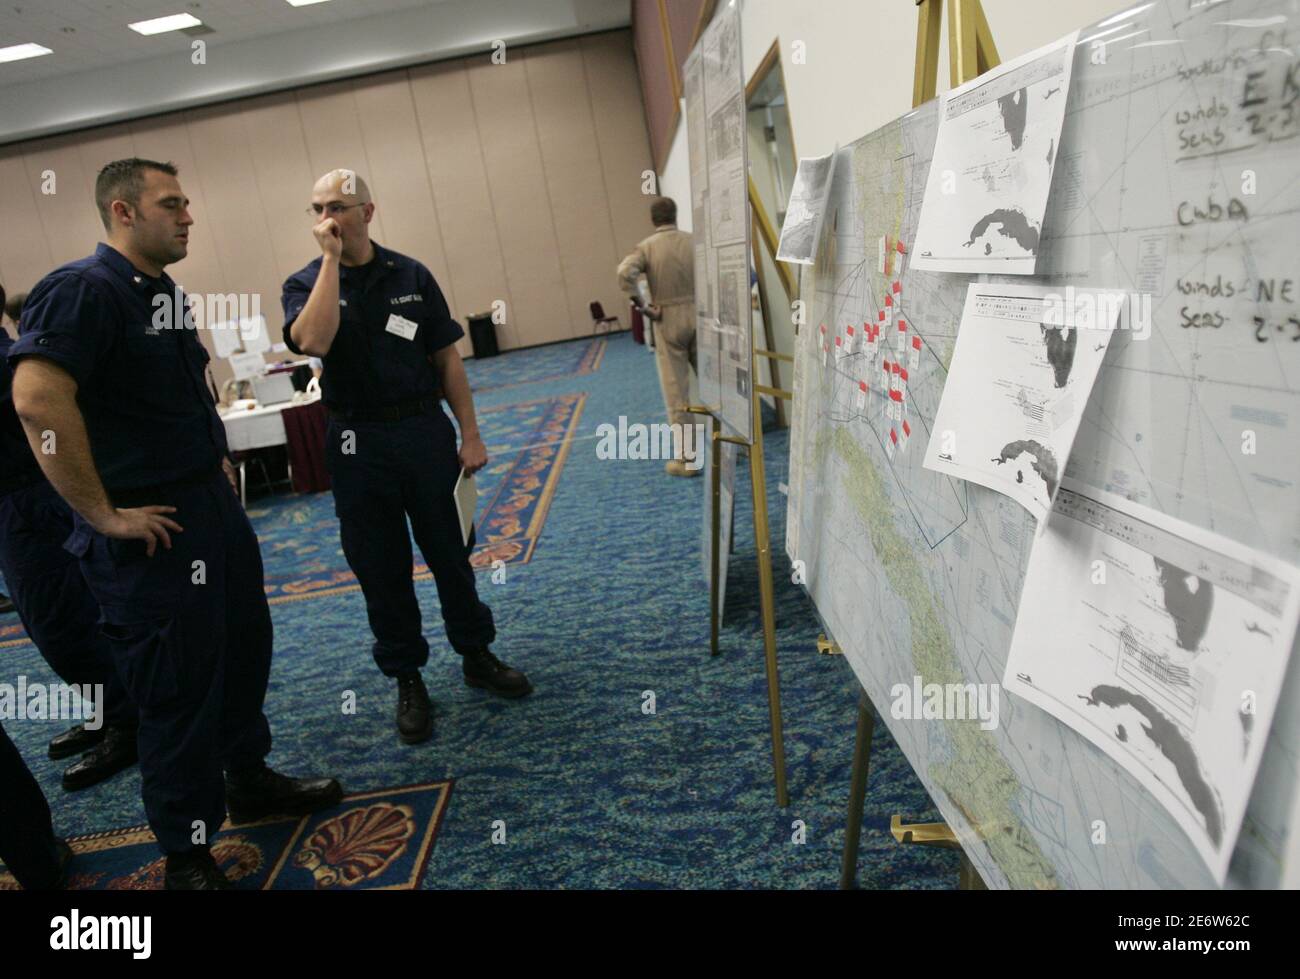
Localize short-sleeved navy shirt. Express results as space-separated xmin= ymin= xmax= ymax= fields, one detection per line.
xmin=281 ymin=242 xmax=464 ymax=411
xmin=8 ymin=243 xmax=228 ymax=494
xmin=0 ymin=331 xmax=43 ymax=489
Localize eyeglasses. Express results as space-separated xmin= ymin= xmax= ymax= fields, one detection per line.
xmin=306 ymin=202 xmax=368 ymax=217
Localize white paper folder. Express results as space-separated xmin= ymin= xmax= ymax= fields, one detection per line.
xmin=453 ymin=469 xmax=478 ymax=547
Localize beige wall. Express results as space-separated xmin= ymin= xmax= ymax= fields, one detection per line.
xmin=0 ymin=29 xmax=655 ymax=386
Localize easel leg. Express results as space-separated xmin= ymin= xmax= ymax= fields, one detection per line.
xmin=749 ymin=393 xmax=789 ymax=808
xmin=710 ymin=424 xmax=723 ymax=658
xmin=839 ymin=690 xmax=874 ymax=889
xmin=958 ymin=854 xmax=987 ymax=890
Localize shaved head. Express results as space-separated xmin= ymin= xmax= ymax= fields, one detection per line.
xmin=309 ymin=168 xmax=376 ymax=266
xmin=314 ymin=169 xmax=371 ymax=203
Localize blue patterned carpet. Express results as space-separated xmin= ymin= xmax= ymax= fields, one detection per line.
xmin=466 ymin=335 xmax=606 ymax=393
xmin=0 ymin=332 xmax=958 ymax=889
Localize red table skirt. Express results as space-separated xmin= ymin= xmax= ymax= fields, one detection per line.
xmin=281 ymin=400 xmax=330 ymax=494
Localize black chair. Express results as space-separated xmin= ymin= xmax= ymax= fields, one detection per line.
xmin=589 ymin=301 xmax=620 ymax=334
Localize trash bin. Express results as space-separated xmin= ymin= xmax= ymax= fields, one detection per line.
xmin=467 ymin=311 xmax=499 ymax=359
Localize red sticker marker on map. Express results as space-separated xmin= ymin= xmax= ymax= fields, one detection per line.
xmin=885 ymin=294 xmax=894 ymax=308
xmin=912 ymin=335 xmax=922 ymax=350
xmin=893 ymin=281 xmax=902 ymax=294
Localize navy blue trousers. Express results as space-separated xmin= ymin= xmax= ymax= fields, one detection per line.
xmin=66 ymin=470 xmax=272 ymax=854
xmin=0 ymin=722 xmax=61 ymax=888
xmin=0 ymin=481 xmax=132 ymax=729
xmin=326 ymin=408 xmax=495 ymax=677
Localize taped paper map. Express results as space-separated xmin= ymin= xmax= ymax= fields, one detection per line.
xmin=912 ymin=30 xmax=1078 ymax=273
xmin=1003 ymin=480 xmax=1300 ymax=882
xmin=777 ymin=150 xmax=838 ymax=265
xmin=923 ymin=282 xmax=1123 ymax=523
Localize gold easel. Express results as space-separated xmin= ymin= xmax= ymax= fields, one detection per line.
xmin=890 ymin=816 xmax=988 ymax=889
xmin=914 ymin=0 xmax=1001 ymax=105
xmin=685 ymin=178 xmax=797 ymax=809
xmin=686 ymin=391 xmax=789 ymax=806
xmin=837 ymin=0 xmax=999 ymax=890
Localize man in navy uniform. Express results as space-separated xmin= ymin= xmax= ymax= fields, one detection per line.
xmin=0 ymin=720 xmax=72 ymax=889
xmin=9 ymin=158 xmax=342 ymax=889
xmin=282 ymin=169 xmax=531 ymax=745
xmin=0 ymin=282 xmax=138 ymax=791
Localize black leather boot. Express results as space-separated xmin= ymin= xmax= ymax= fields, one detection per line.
xmin=396 ymin=673 xmax=433 ymax=744
xmin=462 ymin=648 xmax=532 ymax=699
xmin=224 ymin=763 xmax=343 ymax=824
xmin=62 ymin=724 xmax=138 ymax=791
xmin=164 ymin=847 xmax=233 ymax=890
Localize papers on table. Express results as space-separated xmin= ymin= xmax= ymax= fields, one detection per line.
xmin=912 ymin=30 xmax=1078 ymax=274
xmin=1004 ymin=479 xmax=1300 ymax=883
xmin=776 ymin=150 xmax=838 ymax=265
xmin=453 ymin=468 xmax=478 ymax=547
xmin=923 ymin=282 xmax=1121 ymax=523
xmin=213 ymin=315 xmax=270 ymax=359
xmin=211 ymin=319 xmax=242 ymax=359
xmin=240 ymin=315 xmax=271 ymax=355
xmin=228 ymin=350 xmax=266 ymax=381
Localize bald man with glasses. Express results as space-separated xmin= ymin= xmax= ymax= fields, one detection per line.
xmin=281 ymin=170 xmax=531 ymax=747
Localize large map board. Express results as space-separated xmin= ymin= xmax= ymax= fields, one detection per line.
xmin=786 ymin=0 xmax=1300 ymax=888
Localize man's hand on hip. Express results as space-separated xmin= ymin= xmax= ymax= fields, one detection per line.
xmin=95 ymin=507 xmax=184 ymax=558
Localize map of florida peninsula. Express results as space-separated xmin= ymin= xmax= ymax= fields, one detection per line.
xmin=963 ymin=208 xmax=1040 ymax=255
xmin=992 ymin=439 xmax=1059 ymax=498
xmin=997 ymin=87 xmax=1029 ymax=149
xmin=1079 ymin=684 xmax=1224 ymax=847
xmin=1039 ymin=323 xmax=1077 ymax=388
xmin=1152 ymin=557 xmax=1215 ymax=651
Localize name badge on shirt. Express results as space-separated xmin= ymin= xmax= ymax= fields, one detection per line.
xmin=385 ymin=314 xmax=419 ymax=341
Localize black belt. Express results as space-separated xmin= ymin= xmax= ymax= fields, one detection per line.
xmin=327 ymin=397 xmax=438 ymax=423
xmin=109 ymin=466 xmax=223 ymax=509
xmin=0 ymin=467 xmax=44 ymax=498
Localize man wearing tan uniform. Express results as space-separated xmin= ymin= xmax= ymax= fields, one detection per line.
xmin=617 ymin=197 xmax=698 ymax=477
